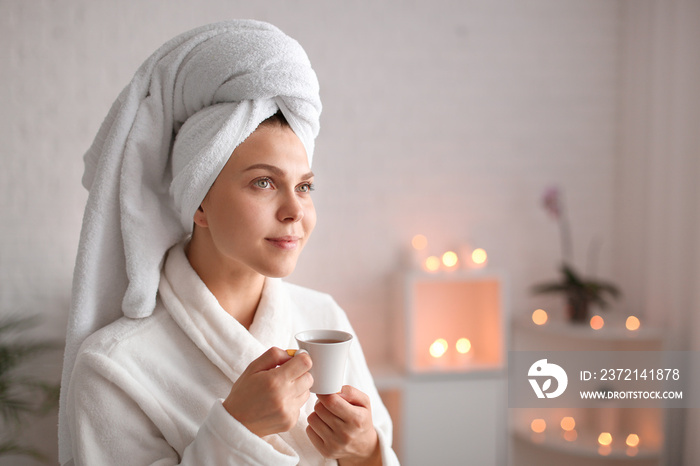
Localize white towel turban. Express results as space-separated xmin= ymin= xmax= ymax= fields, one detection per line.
xmin=59 ymin=20 xmax=321 ymax=463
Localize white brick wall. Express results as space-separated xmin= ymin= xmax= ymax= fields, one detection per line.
xmin=295 ymin=0 xmax=620 ymax=365
xmin=1 ymin=1 xmax=625 ymax=463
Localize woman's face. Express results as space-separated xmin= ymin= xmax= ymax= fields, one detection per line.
xmin=195 ymin=123 xmax=316 ymax=278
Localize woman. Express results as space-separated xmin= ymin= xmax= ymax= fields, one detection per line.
xmin=59 ymin=20 xmax=398 ymax=465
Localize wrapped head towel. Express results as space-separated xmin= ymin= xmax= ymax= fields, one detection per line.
xmin=59 ymin=20 xmax=321 ymax=463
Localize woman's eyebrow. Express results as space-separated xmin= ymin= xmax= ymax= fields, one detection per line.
xmin=243 ymin=163 xmax=283 ymax=175
xmin=244 ymin=163 xmax=314 ymax=180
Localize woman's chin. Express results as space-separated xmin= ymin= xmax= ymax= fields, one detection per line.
xmin=260 ymin=262 xmax=298 ymax=279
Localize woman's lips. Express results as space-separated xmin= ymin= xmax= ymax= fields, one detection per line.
xmin=265 ymin=236 xmax=301 ymax=250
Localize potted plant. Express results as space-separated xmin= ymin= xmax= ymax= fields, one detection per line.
xmin=0 ymin=315 xmax=60 ymax=461
xmin=531 ymin=187 xmax=621 ymax=323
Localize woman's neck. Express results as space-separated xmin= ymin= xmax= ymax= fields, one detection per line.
xmin=185 ymin=237 xmax=265 ymax=330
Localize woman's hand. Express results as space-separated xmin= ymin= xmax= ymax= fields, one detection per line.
xmin=306 ymin=385 xmax=382 ymax=465
xmin=223 ymin=347 xmax=313 ymax=437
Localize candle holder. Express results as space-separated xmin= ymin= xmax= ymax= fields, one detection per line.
xmin=394 ymin=270 xmax=505 ymax=374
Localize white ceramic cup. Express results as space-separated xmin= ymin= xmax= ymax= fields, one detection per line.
xmin=295 ymin=329 xmax=353 ymax=394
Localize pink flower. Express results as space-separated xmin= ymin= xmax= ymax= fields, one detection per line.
xmin=541 ymin=185 xmax=572 ymax=264
xmin=542 ymin=186 xmax=561 ymax=219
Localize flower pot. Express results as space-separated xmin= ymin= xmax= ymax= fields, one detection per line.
xmin=567 ymin=295 xmax=590 ymax=323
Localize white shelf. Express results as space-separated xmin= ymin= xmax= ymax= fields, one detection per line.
xmin=513 ymin=316 xmax=666 ymax=343
xmin=512 ymin=423 xmax=661 ymax=461
xmin=510 ymin=314 xmax=667 ymax=465
xmin=370 ymin=361 xmax=505 ymax=391
xmin=383 ymin=269 xmax=509 ymax=464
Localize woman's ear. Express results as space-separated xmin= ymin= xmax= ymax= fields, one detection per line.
xmin=193 ymin=205 xmax=208 ymax=228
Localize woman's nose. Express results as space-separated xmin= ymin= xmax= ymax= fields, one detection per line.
xmin=278 ymin=191 xmax=304 ymax=222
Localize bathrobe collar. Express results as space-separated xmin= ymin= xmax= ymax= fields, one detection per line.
xmin=158 ymin=242 xmax=295 ymax=382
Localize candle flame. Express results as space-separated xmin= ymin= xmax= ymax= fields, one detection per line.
xmin=626 ymin=433 xmax=639 ymax=447
xmin=626 ymin=316 xmax=640 ymax=331
xmin=532 ymin=309 xmax=548 ymax=325
xmin=560 ymin=416 xmax=575 ymax=431
xmin=442 ymin=251 xmax=459 ymax=268
xmin=425 ymin=256 xmax=440 ymax=272
xmin=429 ymin=338 xmax=448 ymax=358
xmin=412 ymin=234 xmax=428 ymax=250
xmin=598 ymin=432 xmax=612 ymax=446
xmin=530 ymin=419 xmax=546 ymax=434
xmin=456 ymin=338 xmax=471 ymax=354
xmin=471 ymin=248 xmax=487 ymax=265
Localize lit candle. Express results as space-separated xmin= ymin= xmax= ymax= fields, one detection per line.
xmin=530 ymin=419 xmax=546 ymax=434
xmin=424 ymin=256 xmax=440 ymax=273
xmin=626 ymin=316 xmax=641 ymax=331
xmin=442 ymin=251 xmax=459 ymax=269
xmin=560 ymin=416 xmax=576 ymax=441
xmin=411 ymin=234 xmax=428 ymax=251
xmin=626 ymin=433 xmax=639 ymax=448
xmin=455 ymin=337 xmax=473 ymax=365
xmin=560 ymin=416 xmax=575 ymax=431
xmin=456 ymin=337 xmax=471 ymax=354
xmin=471 ymin=248 xmax=488 ymax=267
xmin=598 ymin=432 xmax=613 ymax=457
xmin=429 ymin=338 xmax=448 ymax=359
xmin=532 ymin=309 xmax=548 ymax=326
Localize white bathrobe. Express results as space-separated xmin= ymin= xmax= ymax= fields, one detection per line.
xmin=66 ymin=242 xmax=399 ymax=465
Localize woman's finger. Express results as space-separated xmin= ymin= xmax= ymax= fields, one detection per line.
xmin=278 ymin=349 xmax=312 ymax=380
xmin=306 ymin=424 xmax=327 ymax=454
xmin=293 ymin=369 xmax=314 ymax=392
xmin=315 ymin=391 xmax=358 ymax=422
xmin=245 ymin=347 xmax=291 ymax=374
xmin=312 ymin=396 xmax=344 ymax=430
xmin=307 ymin=410 xmax=334 ymax=440
xmin=292 ymin=372 xmax=313 ymax=404
xmin=337 ymin=385 xmax=371 ymax=408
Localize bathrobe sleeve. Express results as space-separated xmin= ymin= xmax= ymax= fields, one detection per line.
xmin=67 ymin=349 xmax=300 ymax=466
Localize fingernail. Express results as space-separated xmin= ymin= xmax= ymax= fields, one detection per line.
xmin=296 ymin=349 xmax=309 ymax=356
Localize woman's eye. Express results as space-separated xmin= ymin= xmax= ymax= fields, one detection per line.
xmin=254 ymin=178 xmax=272 ymax=189
xmin=298 ymin=182 xmax=315 ymax=193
